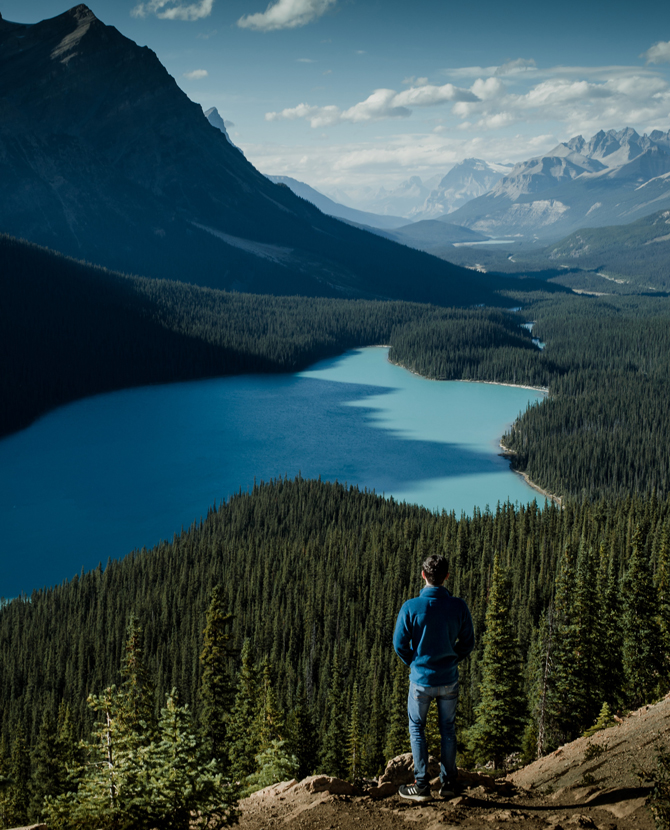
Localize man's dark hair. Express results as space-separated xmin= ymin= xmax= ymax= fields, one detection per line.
xmin=422 ymin=554 xmax=449 ymax=586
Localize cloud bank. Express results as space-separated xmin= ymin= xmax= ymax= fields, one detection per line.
xmin=266 ymin=61 xmax=670 ymax=138
xmin=131 ymin=0 xmax=214 ymax=20
xmin=183 ymin=69 xmax=208 ymax=79
xmin=237 ymin=0 xmax=336 ymax=31
xmin=266 ymin=82 xmax=479 ymax=127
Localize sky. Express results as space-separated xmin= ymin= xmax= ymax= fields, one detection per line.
xmin=2 ymin=0 xmax=670 ymax=198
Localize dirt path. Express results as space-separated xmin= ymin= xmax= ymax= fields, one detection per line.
xmin=238 ymin=695 xmax=670 ymax=830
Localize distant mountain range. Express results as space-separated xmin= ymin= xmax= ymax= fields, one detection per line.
xmin=0 ymin=5 xmax=508 ymax=307
xmin=448 ymin=128 xmax=670 ymax=240
xmin=417 ymin=159 xmax=511 ymax=218
xmin=320 ymin=160 xmax=509 ymax=220
xmin=266 ymin=176 xmax=407 ymax=230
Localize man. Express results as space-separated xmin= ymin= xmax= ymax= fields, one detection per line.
xmin=392 ymin=553 xmax=475 ymax=802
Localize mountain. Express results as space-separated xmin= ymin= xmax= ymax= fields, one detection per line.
xmin=448 ymin=128 xmax=670 ymax=239
xmin=416 ymin=158 xmax=511 ymax=218
xmin=266 ymin=175 xmax=408 ymax=230
xmin=372 ymin=219 xmax=489 ymax=254
xmin=542 ymin=208 xmax=670 ymax=290
xmin=0 ymin=6 xmax=504 ymax=306
xmin=325 ymin=175 xmax=442 ymax=218
xmin=203 ymin=106 xmax=239 ymax=149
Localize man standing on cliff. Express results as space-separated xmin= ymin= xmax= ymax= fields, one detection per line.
xmin=393 ymin=554 xmax=475 ymax=801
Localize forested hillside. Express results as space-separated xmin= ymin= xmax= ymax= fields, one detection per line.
xmin=0 ymin=479 xmax=668 ymax=826
xmin=0 ymin=233 xmax=546 ymax=439
xmin=390 ymin=293 xmax=670 ymax=500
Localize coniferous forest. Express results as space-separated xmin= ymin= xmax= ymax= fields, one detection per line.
xmin=2 ymin=229 xmax=670 ymax=826
xmin=1 ymin=479 xmax=670 ymax=825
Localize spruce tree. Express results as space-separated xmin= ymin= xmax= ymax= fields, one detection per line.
xmin=0 ymin=734 xmax=12 ymax=829
xmin=255 ymin=659 xmax=285 ymax=752
xmin=286 ymin=684 xmax=318 ymax=779
xmin=320 ymin=652 xmax=348 ymax=778
xmin=384 ymin=658 xmax=410 ymax=762
xmin=141 ymin=690 xmax=239 ymax=829
xmin=243 ymin=740 xmax=299 ymax=795
xmin=7 ymin=722 xmax=31 ymax=827
xmin=30 ymin=709 xmax=62 ymax=822
xmin=622 ymin=525 xmax=663 ymax=706
xmin=199 ymin=586 xmax=235 ymax=767
xmin=347 ymin=682 xmax=363 ymax=782
xmin=469 ymin=554 xmax=526 ymax=768
xmin=120 ymin=613 xmax=156 ymax=738
xmin=655 ymin=525 xmax=670 ymax=682
xmin=227 ymin=639 xmax=260 ymax=781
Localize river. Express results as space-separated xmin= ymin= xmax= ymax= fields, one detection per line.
xmin=0 ymin=347 xmax=544 ymax=597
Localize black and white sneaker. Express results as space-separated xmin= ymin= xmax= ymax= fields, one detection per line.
xmin=398 ymin=782 xmax=432 ymax=802
xmin=439 ymin=780 xmax=462 ymax=798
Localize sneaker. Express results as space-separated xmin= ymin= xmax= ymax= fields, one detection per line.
xmin=439 ymin=780 xmax=461 ymax=798
xmin=398 ymin=782 xmax=432 ymax=802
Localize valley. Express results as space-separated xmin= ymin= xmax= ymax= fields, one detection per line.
xmin=1 ymin=4 xmax=670 ymax=830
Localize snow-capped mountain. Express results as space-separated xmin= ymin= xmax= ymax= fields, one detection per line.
xmin=416 ymin=159 xmax=511 ymax=219
xmin=448 ymin=128 xmax=670 ymax=239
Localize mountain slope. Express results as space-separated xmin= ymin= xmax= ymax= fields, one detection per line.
xmin=448 ymin=128 xmax=670 ymax=240
xmin=417 ymin=158 xmax=510 ymax=218
xmin=0 ymin=5 xmax=502 ymax=306
xmin=267 ymin=175 xmax=408 ymax=230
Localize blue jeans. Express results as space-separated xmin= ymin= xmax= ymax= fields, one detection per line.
xmin=407 ymin=680 xmax=459 ymax=787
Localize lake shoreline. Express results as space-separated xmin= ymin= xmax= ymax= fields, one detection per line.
xmin=389 ymin=355 xmax=556 ymax=504
xmin=388 ymin=357 xmax=548 ymax=394
xmin=498 ymin=443 xmax=562 ymax=507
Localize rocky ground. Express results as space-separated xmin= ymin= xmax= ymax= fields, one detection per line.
xmin=238 ymin=695 xmax=670 ymax=830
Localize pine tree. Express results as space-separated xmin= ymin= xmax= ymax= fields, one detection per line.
xmin=7 ymin=722 xmax=31 ymax=827
xmin=141 ymin=690 xmax=240 ymax=829
xmin=120 ymin=613 xmax=156 ymax=738
xmin=545 ymin=541 xmax=590 ymax=744
xmin=469 ymin=554 xmax=526 ymax=768
xmin=255 ymin=659 xmax=285 ymax=752
xmin=243 ymin=740 xmax=299 ymax=795
xmin=286 ymin=684 xmax=318 ymax=779
xmin=583 ymin=702 xmax=614 ymax=737
xmin=655 ymin=525 xmax=670 ymax=684
xmin=622 ymin=525 xmax=663 ymax=706
xmin=0 ymin=734 xmax=12 ymax=829
xmin=200 ymin=586 xmax=236 ymax=768
xmin=347 ymin=682 xmax=363 ymax=782
xmin=320 ymin=652 xmax=348 ymax=778
xmin=30 ymin=709 xmax=62 ymax=822
xmin=47 ymin=687 xmax=239 ymax=830
xmin=227 ymin=639 xmax=260 ymax=781
xmin=384 ymin=658 xmax=410 ymax=762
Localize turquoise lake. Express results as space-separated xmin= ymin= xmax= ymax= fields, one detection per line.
xmin=0 ymin=347 xmax=544 ymax=598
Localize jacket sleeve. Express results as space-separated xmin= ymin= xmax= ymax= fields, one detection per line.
xmin=454 ymin=601 xmax=475 ymax=662
xmin=393 ymin=603 xmax=414 ymax=665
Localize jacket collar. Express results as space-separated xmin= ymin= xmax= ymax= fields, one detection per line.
xmin=420 ymin=585 xmax=451 ymax=597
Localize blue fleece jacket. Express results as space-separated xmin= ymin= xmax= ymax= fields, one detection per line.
xmin=393 ymin=585 xmax=475 ymax=686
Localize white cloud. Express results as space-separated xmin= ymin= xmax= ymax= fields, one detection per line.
xmin=641 ymin=41 xmax=670 ymax=65
xmin=266 ymin=82 xmax=480 ymax=127
xmin=183 ymin=69 xmax=208 ymax=80
xmin=297 ymin=58 xmax=315 ymax=63
xmin=132 ymin=0 xmax=214 ymax=20
xmin=237 ymin=0 xmax=336 ymax=31
xmin=495 ymin=58 xmax=537 ymax=76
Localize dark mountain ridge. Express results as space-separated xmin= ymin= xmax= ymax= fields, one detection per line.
xmin=0 ymin=5 xmax=504 ymax=306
